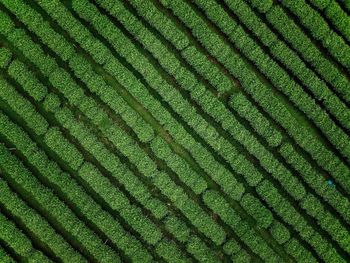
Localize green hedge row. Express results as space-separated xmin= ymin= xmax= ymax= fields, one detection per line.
xmin=0 ymin=141 xmax=119 ymax=262
xmin=150 ymin=135 xmax=208 ymax=195
xmin=80 ymin=0 xmax=248 ymax=210
xmin=0 ymin=211 xmax=50 ymax=263
xmin=119 ymin=0 xmax=190 ymax=50
xmin=1 ymin=10 xmax=171 ymax=235
xmin=164 ymin=3 xmax=350 ymax=254
xmin=0 ymin=47 xmax=11 ymax=69
xmin=128 ymin=0 xmax=238 ymax=95
xmin=0 ymin=179 xmax=85 ymax=262
xmin=44 ymin=127 xmax=84 ymax=171
xmin=0 ymin=244 xmax=15 ymax=263
xmin=154 ymin=240 xmax=189 ymax=263
xmin=78 ymin=163 xmax=163 ymax=247
xmin=72 ymin=1 xmax=260 ymax=245
xmin=198 ymin=0 xmax=350 ymax=162
xmin=265 ymin=5 xmax=350 ymax=104
xmin=153 ymin=172 xmax=226 ymax=246
xmin=281 ymin=0 xmax=350 ymax=70
xmin=283 ymin=238 xmax=317 ymax=263
xmin=0 ymin=78 xmax=48 ymax=136
xmin=257 ymin=179 xmax=342 ymax=262
xmin=222 ymin=239 xmax=241 ymax=256
xmin=279 ymin=143 xmax=350 ymax=224
xmin=269 ymin=221 xmax=290 ymax=245
xmin=224 ymin=0 xmax=345 ymax=222
xmin=0 ymin=110 xmax=155 ymax=262
xmin=181 ymin=45 xmax=233 ymax=93
xmin=186 ymin=236 xmax=220 ymax=263
xmin=54 ymin=106 xmax=167 ymax=220
xmin=203 ymin=190 xmax=281 ymax=262
xmin=309 ymin=0 xmax=350 ymax=43
xmin=90 ymin=2 xmax=331 ymax=259
xmin=223 ymin=0 xmax=350 ymax=132
xmin=52 ymin=101 xmax=220 ymax=257
xmin=96 ymin=0 xmax=255 ymax=201
xmin=8 ymin=59 xmax=48 ymax=102
xmin=230 ymin=92 xmax=282 ymax=147
xmin=22 ymin=0 xmax=155 ymax=144
xmin=300 ymin=193 xmax=350 ymax=254
xmin=167 ymin=0 xmax=335 ymax=217
xmin=150 ymin=0 xmax=350 ymax=195
xmin=250 ymin=0 xmax=273 ymax=13
xmin=3 ymin=0 xmax=75 ymax=62
xmin=240 ymin=193 xmax=273 ymax=229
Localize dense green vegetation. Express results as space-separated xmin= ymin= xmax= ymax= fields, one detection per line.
xmin=0 ymin=0 xmax=349 ymax=262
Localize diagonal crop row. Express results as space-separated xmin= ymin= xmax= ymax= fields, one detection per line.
xmin=152 ymin=0 xmax=350 ymax=199
xmin=0 ymin=6 xmax=230 ymax=262
xmin=155 ymin=0 xmax=350 ymax=260
xmin=0 ymin=178 xmax=87 ymax=262
xmin=89 ymin=0 xmax=350 ymax=260
xmin=191 ymin=0 xmax=350 ymax=164
xmin=127 ymin=0 xmax=350 ymax=219
xmin=1 ymin=42 xmax=194 ymax=262
xmin=261 ymin=4 xmax=350 ymax=105
xmin=0 ymin=139 xmax=119 ymax=262
xmin=35 ymin=0 xmax=296 ymax=260
xmin=218 ymin=0 xmax=350 ymax=134
xmin=0 ymin=210 xmax=51 ymax=263
xmin=307 ymin=0 xmax=350 ymax=43
xmin=279 ymin=0 xmax=350 ymax=70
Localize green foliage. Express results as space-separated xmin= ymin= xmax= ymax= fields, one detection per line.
xmin=164 ymin=215 xmax=190 ymax=243
xmin=0 ymin=141 xmax=119 ymax=262
xmin=0 ymin=212 xmax=50 ymax=262
xmin=0 ymin=78 xmax=48 ymax=135
xmin=154 ymin=172 xmax=226 ymax=245
xmin=186 ymin=236 xmax=220 ymax=263
xmin=78 ymin=162 xmax=163 ymax=246
xmin=309 ymin=0 xmax=330 ymax=9
xmin=0 ymin=47 xmax=11 ymax=69
xmin=42 ymin=93 xmax=61 ymax=113
xmin=240 ymin=193 xmax=273 ymax=228
xmin=55 ymin=106 xmax=168 ymax=221
xmin=0 ymin=179 xmax=85 ymax=262
xmin=1 ymin=0 xmax=349 ymax=261
xmin=44 ymin=127 xmax=84 ymax=170
xmin=7 ymin=59 xmax=48 ymax=102
xmin=282 ymin=0 xmax=350 ymax=70
xmin=155 ymin=240 xmax=188 ymax=263
xmin=151 ymin=135 xmax=208 ymax=195
xmin=250 ymin=0 xmax=273 ymax=13
xmin=269 ymin=222 xmax=290 ymax=245
xmin=324 ymin=1 xmax=350 ymax=42
xmin=284 ymin=238 xmax=317 ymax=263
xmin=223 ymin=239 xmax=241 ymax=256
xmin=230 ymin=92 xmax=282 ymax=147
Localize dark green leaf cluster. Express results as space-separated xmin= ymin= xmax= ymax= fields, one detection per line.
xmin=0 ymin=47 xmax=11 ymax=69
xmin=250 ymin=0 xmax=273 ymax=13
xmin=8 ymin=59 xmax=48 ymax=102
xmin=0 ymin=78 xmax=48 ymax=135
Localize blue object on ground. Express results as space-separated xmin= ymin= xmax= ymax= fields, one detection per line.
xmin=327 ymin=179 xmax=335 ymax=187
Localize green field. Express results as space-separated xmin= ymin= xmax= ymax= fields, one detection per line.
xmin=0 ymin=0 xmax=350 ymax=262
